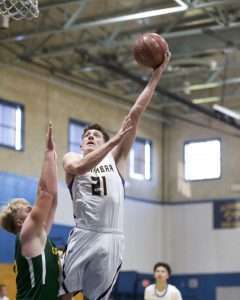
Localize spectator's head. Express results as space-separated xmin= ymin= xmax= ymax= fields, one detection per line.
xmin=153 ymin=262 xmax=171 ymax=281
xmin=0 ymin=284 xmax=8 ymax=297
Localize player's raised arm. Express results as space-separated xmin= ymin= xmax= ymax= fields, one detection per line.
xmin=40 ymin=122 xmax=58 ymax=234
xmin=112 ymin=52 xmax=171 ymax=172
xmin=20 ymin=122 xmax=58 ymax=251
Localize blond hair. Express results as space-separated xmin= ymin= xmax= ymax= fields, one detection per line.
xmin=0 ymin=198 xmax=30 ymax=234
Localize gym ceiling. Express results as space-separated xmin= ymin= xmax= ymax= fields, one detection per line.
xmin=1 ymin=0 xmax=240 ymax=126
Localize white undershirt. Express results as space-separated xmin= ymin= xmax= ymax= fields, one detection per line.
xmin=144 ymin=284 xmax=183 ymax=300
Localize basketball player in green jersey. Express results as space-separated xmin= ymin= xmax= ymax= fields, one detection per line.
xmin=0 ymin=122 xmax=59 ymax=300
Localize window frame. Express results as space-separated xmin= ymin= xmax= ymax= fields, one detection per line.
xmin=129 ymin=137 xmax=152 ymax=181
xmin=68 ymin=119 xmax=87 ymax=153
xmin=184 ymin=138 xmax=222 ymax=182
xmin=0 ymin=98 xmax=24 ymax=151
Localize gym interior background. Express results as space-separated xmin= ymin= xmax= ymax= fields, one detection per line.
xmin=1 ymin=1 xmax=240 ymax=300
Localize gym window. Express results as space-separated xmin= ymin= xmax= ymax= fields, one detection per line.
xmin=0 ymin=99 xmax=24 ymax=151
xmin=68 ymin=119 xmax=87 ymax=153
xmin=184 ymin=139 xmax=221 ymax=181
xmin=129 ymin=138 xmax=152 ymax=180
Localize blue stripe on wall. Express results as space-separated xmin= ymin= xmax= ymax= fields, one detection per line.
xmin=0 ymin=223 xmax=71 ymax=263
xmin=113 ymin=271 xmax=240 ymax=300
xmin=1 ymin=171 xmax=239 ymax=206
xmin=0 ymin=171 xmax=38 ymax=205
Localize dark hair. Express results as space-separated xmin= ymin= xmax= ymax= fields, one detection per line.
xmin=82 ymin=123 xmax=110 ymax=142
xmin=153 ymin=262 xmax=171 ymax=276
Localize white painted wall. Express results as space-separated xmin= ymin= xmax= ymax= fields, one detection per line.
xmin=123 ymin=199 xmax=164 ymax=273
xmin=165 ymin=203 xmax=240 ymax=274
xmin=54 ymin=183 xmax=75 ymax=226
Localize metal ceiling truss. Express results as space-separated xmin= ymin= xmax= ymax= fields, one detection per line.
xmin=0 ymin=0 xmax=240 ymax=125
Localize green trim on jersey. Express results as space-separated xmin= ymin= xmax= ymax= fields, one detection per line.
xmin=14 ymin=234 xmax=60 ymax=300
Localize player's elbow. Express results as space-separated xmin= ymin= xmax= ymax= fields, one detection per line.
xmin=39 ymin=188 xmax=56 ymax=201
xmin=63 ymin=159 xmax=78 ymax=174
xmin=129 ymin=107 xmax=141 ymax=123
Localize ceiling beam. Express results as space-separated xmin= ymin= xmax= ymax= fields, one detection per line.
xmin=82 ymin=50 xmax=240 ymax=130
xmin=171 ymin=77 xmax=240 ymax=93
xmin=1 ymin=0 xmax=239 ymax=43
xmin=23 ymin=20 xmax=240 ymax=60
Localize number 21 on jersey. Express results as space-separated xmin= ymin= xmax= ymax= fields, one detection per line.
xmin=91 ymin=176 xmax=107 ymax=196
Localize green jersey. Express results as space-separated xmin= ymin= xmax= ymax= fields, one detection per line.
xmin=14 ymin=234 xmax=60 ymax=300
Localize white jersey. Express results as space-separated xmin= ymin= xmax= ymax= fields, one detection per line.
xmin=69 ymin=152 xmax=125 ymax=232
xmin=144 ymin=284 xmax=183 ymax=300
xmin=59 ymin=152 xmax=125 ymax=299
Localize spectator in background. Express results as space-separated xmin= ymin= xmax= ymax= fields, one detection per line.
xmin=0 ymin=284 xmax=9 ymax=300
xmin=144 ymin=262 xmax=182 ymax=300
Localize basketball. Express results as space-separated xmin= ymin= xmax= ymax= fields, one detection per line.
xmin=133 ymin=33 xmax=169 ymax=69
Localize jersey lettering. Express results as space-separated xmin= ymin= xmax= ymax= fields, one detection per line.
xmin=90 ymin=164 xmax=114 ymax=174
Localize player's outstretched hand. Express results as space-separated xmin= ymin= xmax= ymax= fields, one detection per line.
xmin=46 ymin=121 xmax=55 ymax=153
xmin=112 ymin=115 xmax=133 ymax=145
xmin=154 ymin=51 xmax=171 ymax=78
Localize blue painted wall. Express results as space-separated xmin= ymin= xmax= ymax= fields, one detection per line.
xmin=0 ymin=171 xmax=38 ymax=205
xmin=0 ymin=224 xmax=71 ymax=263
xmin=112 ymin=271 xmax=240 ymax=300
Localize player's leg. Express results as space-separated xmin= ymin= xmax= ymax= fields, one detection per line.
xmin=83 ymin=233 xmax=123 ymax=300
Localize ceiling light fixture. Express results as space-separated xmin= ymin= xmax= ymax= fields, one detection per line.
xmin=213 ymin=104 xmax=240 ymax=120
xmin=99 ymin=0 xmax=188 ymax=24
xmin=192 ymin=97 xmax=220 ymax=104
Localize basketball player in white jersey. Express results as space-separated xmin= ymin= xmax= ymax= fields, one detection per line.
xmin=144 ymin=262 xmax=182 ymax=300
xmin=59 ymin=52 xmax=171 ymax=300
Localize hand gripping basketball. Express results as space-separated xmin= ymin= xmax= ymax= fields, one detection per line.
xmin=133 ymin=32 xmax=169 ymax=69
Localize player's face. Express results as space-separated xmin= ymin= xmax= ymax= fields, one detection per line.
xmin=16 ymin=204 xmax=32 ymax=227
xmin=81 ymin=129 xmax=105 ymax=154
xmin=154 ymin=266 xmax=169 ymax=282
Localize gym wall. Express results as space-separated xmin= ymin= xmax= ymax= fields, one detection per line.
xmin=0 ymin=65 xmax=163 ymax=201
xmin=1 ymin=63 xmax=240 ymax=300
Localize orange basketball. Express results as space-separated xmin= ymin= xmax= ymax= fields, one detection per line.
xmin=133 ymin=33 xmax=169 ymax=69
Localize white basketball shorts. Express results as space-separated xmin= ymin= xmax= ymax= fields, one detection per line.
xmin=59 ymin=227 xmax=124 ymax=300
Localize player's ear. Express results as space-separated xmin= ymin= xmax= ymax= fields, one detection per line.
xmin=80 ymin=144 xmax=83 ymax=150
xmin=16 ymin=219 xmax=23 ymax=228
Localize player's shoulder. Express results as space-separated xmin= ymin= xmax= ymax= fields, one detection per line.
xmin=145 ymin=283 xmax=155 ymax=291
xmin=168 ymin=284 xmax=182 ymax=295
xmin=63 ymin=151 xmax=82 ymax=161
